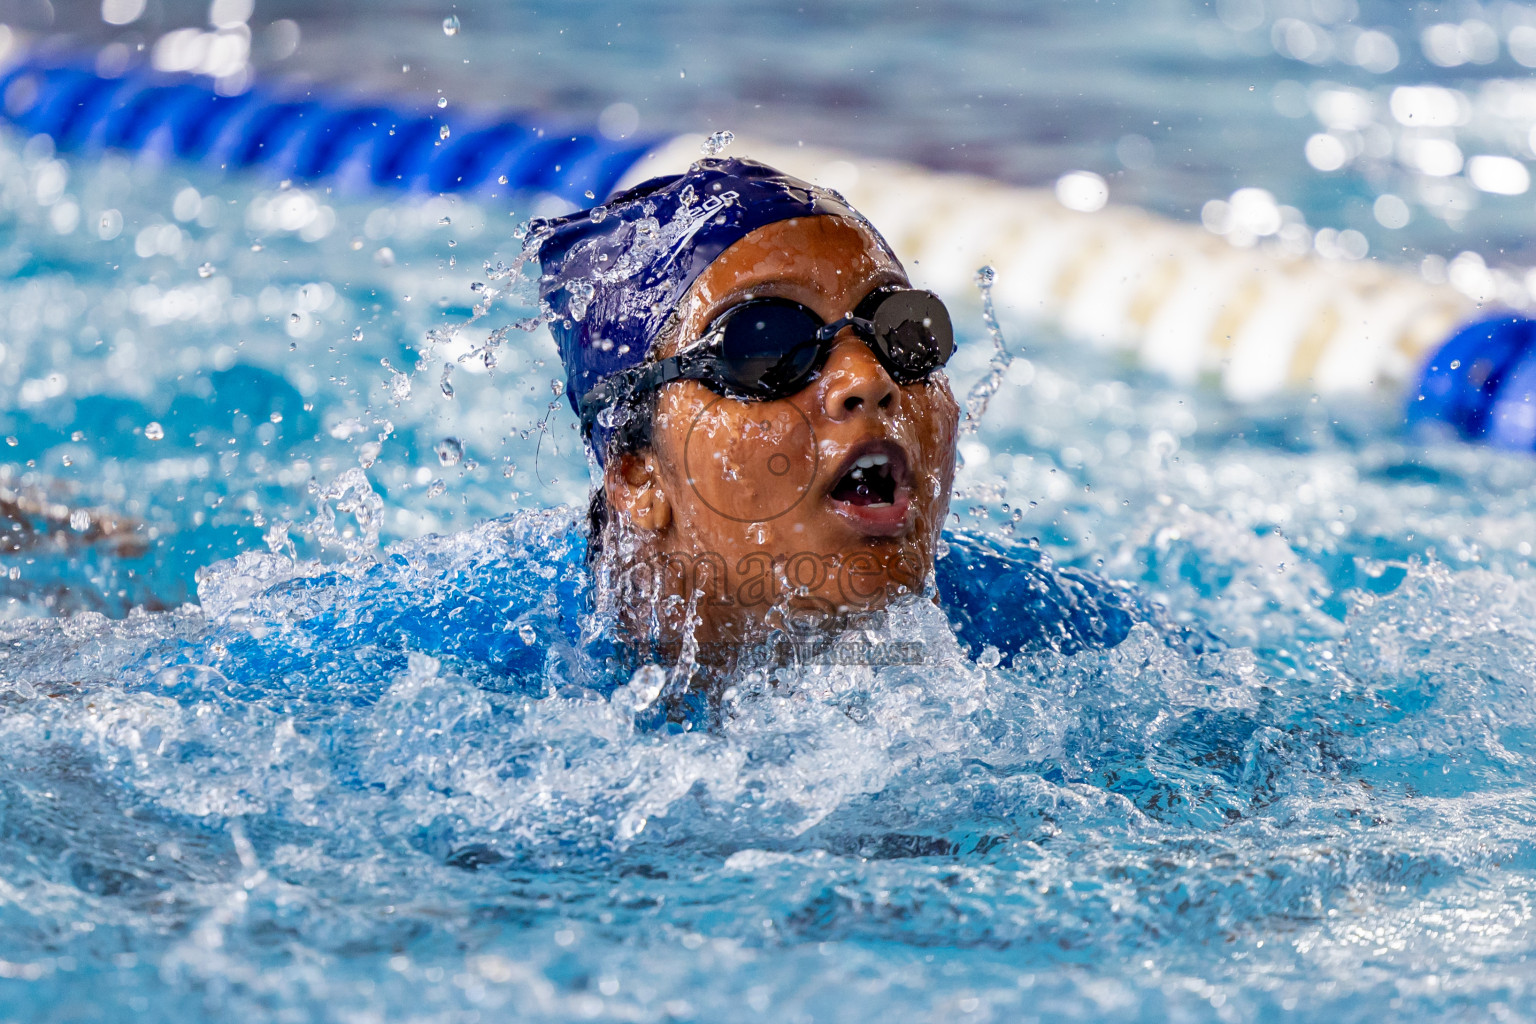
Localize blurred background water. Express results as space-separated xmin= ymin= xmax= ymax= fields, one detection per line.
xmin=3 ymin=1 xmax=1536 ymax=1021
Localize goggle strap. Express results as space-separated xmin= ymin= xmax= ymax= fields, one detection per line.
xmin=579 ymin=354 xmax=692 ymax=430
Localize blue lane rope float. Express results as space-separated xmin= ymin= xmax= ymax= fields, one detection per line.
xmin=1409 ymin=316 xmax=1536 ymax=450
xmin=0 ymin=49 xmax=1531 ymax=451
xmin=0 ymin=55 xmax=658 ymax=203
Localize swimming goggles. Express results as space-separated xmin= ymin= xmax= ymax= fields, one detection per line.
xmin=578 ymin=287 xmax=954 ymax=429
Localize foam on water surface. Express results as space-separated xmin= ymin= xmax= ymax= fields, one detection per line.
xmin=6 ymin=0 xmax=1536 ymax=1017
xmin=7 ymin=505 xmax=1536 ymax=1021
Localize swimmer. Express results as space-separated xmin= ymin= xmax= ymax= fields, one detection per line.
xmin=186 ymin=160 xmax=1179 ymax=720
xmin=534 ymin=158 xmax=1164 ymax=674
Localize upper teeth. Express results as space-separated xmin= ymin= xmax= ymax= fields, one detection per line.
xmin=854 ymin=454 xmax=890 ymax=470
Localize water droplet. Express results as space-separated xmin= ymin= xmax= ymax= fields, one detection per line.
xmin=197 ymin=262 xmax=215 ymax=278
xmin=438 ymin=124 xmax=451 ymax=141
xmin=3 ymin=437 xmax=14 ymax=446
xmin=435 ymin=437 xmax=464 ymax=466
xmin=584 ymin=190 xmax=596 ymax=200
xmin=250 ymin=240 xmax=264 ymax=252
xmin=426 ymin=478 xmax=447 ymax=498
xmin=351 ymin=327 xmax=364 ymax=342
xmin=589 ymin=206 xmax=606 ymax=223
xmin=701 ymin=130 xmax=735 ymax=156
xmin=518 ymin=622 xmax=537 ymax=645
xmin=566 ymin=280 xmax=595 ymax=321
xmin=442 ymin=14 xmax=459 ymax=35
xmin=437 ymin=96 xmax=448 ymax=108
xmin=69 ymin=509 xmax=90 ymax=531
xmin=144 ymin=422 xmax=164 ymax=440
xmin=679 ymin=68 xmax=686 ymax=79
xmin=550 ymin=378 xmax=563 ymax=396
xmin=289 ymin=313 xmax=301 ymax=325
xmin=374 ymin=246 xmax=396 ymax=267
xmin=438 ymin=216 xmax=451 ymax=227
xmin=974 ymin=265 xmax=996 ymax=287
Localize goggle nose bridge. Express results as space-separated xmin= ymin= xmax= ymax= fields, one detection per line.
xmin=814 ymin=315 xmax=878 ymax=343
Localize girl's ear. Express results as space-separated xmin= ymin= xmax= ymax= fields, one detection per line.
xmin=605 ymin=450 xmax=672 ymax=534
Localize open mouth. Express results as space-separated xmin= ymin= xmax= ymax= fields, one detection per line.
xmin=830 ymin=450 xmax=901 ymax=506
xmin=826 ymin=441 xmax=913 ymax=536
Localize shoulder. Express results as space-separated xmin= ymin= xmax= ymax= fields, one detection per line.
xmin=934 ymin=529 xmax=1161 ymax=658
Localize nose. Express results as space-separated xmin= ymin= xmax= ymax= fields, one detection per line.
xmin=820 ymin=332 xmax=897 ymax=421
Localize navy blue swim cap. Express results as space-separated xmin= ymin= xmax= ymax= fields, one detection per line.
xmin=531 ymin=156 xmax=892 ymax=464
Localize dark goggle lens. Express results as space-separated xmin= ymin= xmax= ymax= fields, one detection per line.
xmin=868 ymin=290 xmax=954 ymax=383
xmin=715 ymin=301 xmax=824 ymax=396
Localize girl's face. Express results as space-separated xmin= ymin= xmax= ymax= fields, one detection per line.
xmin=604 ymin=215 xmax=958 ymax=644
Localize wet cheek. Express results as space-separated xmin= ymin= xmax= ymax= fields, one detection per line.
xmin=909 ymin=392 xmax=959 ymax=454
xmin=676 ymin=403 xmax=819 ymax=526
xmin=906 ymin=393 xmax=958 ymax=518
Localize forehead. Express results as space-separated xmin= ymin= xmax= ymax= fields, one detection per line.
xmin=687 ymin=215 xmax=905 ymax=309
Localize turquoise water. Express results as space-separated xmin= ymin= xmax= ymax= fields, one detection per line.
xmin=5 ymin=1 xmax=1536 ymax=1021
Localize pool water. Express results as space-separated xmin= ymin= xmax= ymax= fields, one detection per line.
xmin=5 ymin=1 xmax=1536 ymax=1021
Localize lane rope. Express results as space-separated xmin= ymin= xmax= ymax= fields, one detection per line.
xmin=0 ymin=49 xmax=1525 ymax=447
